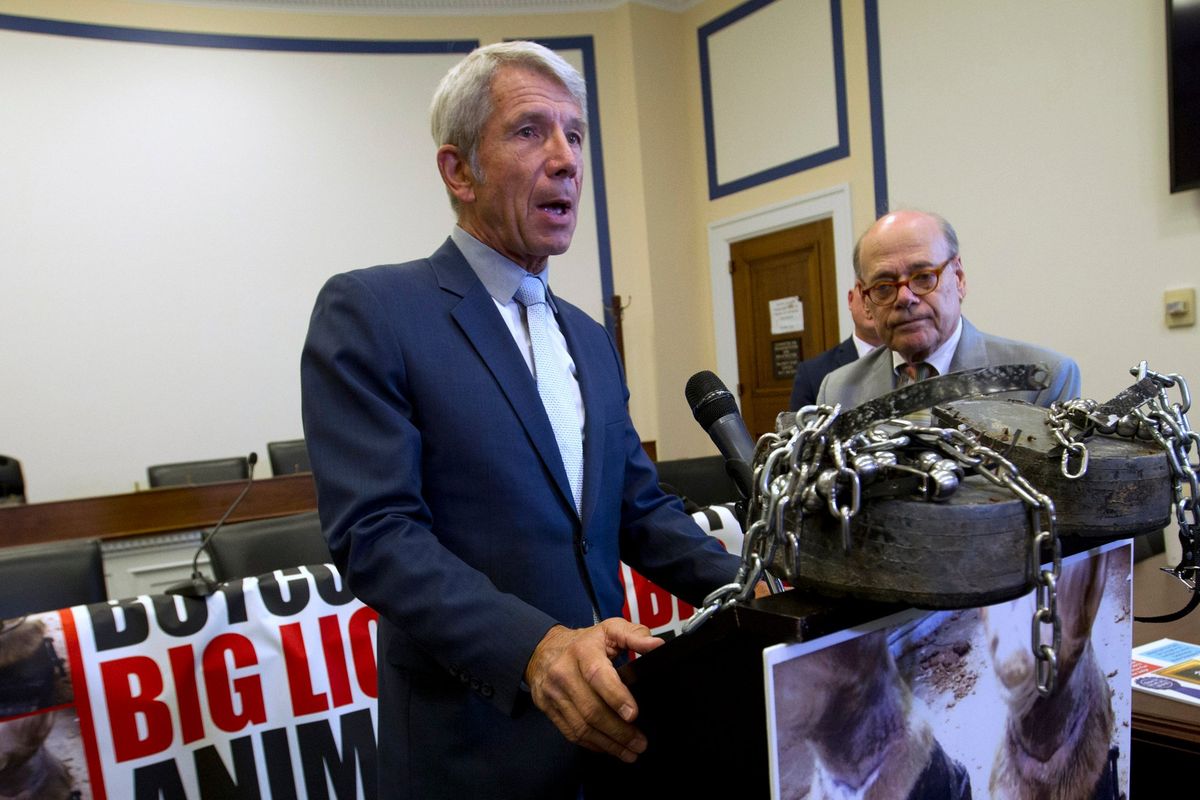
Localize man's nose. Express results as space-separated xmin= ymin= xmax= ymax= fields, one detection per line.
xmin=893 ymin=281 xmax=919 ymax=307
xmin=546 ymin=129 xmax=579 ymax=177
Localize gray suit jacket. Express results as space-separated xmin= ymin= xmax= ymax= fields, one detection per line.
xmin=816 ymin=318 xmax=1080 ymax=409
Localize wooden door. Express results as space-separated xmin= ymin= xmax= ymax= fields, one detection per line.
xmin=730 ymin=218 xmax=840 ymax=438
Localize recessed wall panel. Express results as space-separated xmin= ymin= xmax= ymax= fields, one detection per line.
xmin=701 ymin=0 xmax=847 ymax=198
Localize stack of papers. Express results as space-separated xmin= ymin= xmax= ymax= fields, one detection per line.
xmin=1132 ymin=638 xmax=1200 ymax=707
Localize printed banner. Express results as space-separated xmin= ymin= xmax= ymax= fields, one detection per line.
xmin=0 ymin=564 xmax=379 ymax=800
xmin=0 ymin=507 xmax=739 ymax=798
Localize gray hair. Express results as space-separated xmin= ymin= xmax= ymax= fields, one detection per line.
xmin=852 ymin=209 xmax=959 ymax=279
xmin=430 ymin=41 xmax=587 ymax=212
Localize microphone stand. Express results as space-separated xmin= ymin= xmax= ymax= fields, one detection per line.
xmin=165 ymin=452 xmax=257 ymax=598
xmin=684 ymin=372 xmax=786 ymax=596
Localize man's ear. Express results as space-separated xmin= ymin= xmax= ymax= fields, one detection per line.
xmin=955 ymin=260 xmax=967 ymax=301
xmin=437 ymin=144 xmax=476 ymax=205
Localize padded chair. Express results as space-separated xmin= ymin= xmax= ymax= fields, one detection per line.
xmin=0 ymin=455 xmax=24 ymax=505
xmin=267 ymin=439 xmax=311 ymax=475
xmin=205 ymin=511 xmax=333 ymax=582
xmin=147 ymin=456 xmax=250 ymax=488
xmin=0 ymin=539 xmax=107 ymax=618
xmin=654 ymin=455 xmax=740 ymax=509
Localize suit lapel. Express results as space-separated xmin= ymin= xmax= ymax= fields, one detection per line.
xmin=870 ymin=347 xmax=898 ymax=402
xmin=948 ymin=318 xmax=983 ymax=373
xmin=432 ymin=240 xmax=576 ymax=514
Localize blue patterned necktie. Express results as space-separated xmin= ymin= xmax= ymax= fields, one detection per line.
xmin=515 ymin=275 xmax=583 ymax=515
xmin=897 ymin=361 xmax=937 ymax=387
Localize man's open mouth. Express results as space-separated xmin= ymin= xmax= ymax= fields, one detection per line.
xmin=538 ymin=200 xmax=573 ymax=216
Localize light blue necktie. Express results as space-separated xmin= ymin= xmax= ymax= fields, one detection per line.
xmin=515 ymin=275 xmax=583 ymax=515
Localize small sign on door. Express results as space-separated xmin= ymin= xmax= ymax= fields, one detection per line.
xmin=769 ymin=296 xmax=804 ymax=335
xmin=773 ymin=338 xmax=801 ymax=380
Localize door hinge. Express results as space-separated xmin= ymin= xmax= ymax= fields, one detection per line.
xmin=729 ymin=259 xmax=736 ymax=275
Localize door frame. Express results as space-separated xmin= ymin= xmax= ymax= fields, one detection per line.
xmin=706 ymin=183 xmax=855 ymax=406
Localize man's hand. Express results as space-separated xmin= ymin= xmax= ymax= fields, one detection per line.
xmin=524 ymin=618 xmax=663 ymax=763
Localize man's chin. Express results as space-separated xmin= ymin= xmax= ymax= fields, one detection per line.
xmin=888 ymin=335 xmax=936 ymax=363
xmin=539 ymin=234 xmax=576 ymax=257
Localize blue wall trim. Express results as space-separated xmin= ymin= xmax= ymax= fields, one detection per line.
xmin=527 ymin=36 xmax=616 ymax=339
xmin=0 ymin=13 xmax=476 ymax=53
xmin=864 ymin=0 xmax=889 ymax=217
xmin=698 ymin=0 xmax=850 ymax=200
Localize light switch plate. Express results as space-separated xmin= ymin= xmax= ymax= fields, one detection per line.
xmin=1164 ymin=288 xmax=1196 ymax=328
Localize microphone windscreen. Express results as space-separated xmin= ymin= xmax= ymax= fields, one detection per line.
xmin=248 ymin=451 xmax=259 ymax=467
xmin=685 ymin=371 xmax=739 ymax=429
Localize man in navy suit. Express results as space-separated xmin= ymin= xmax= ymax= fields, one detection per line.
xmin=789 ymin=286 xmax=880 ymax=409
xmin=301 ymin=42 xmax=739 ymax=799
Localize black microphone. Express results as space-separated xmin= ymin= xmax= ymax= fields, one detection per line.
xmin=166 ymin=452 xmax=258 ymax=598
xmin=685 ymin=371 xmax=755 ymax=499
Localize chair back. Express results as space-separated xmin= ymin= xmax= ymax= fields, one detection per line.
xmin=654 ymin=455 xmax=740 ymax=509
xmin=205 ymin=511 xmax=332 ymax=582
xmin=0 ymin=455 xmax=24 ymax=505
xmin=147 ymin=456 xmax=249 ymax=488
xmin=0 ymin=539 xmax=107 ymax=618
xmin=267 ymin=439 xmax=311 ymax=475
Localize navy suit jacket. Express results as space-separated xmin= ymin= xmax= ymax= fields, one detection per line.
xmin=790 ymin=337 xmax=859 ymax=410
xmin=300 ymin=239 xmax=738 ymax=799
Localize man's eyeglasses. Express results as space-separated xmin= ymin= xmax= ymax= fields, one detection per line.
xmin=860 ymin=256 xmax=958 ymax=306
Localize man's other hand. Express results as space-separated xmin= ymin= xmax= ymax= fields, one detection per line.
xmin=524 ymin=619 xmax=663 ymax=763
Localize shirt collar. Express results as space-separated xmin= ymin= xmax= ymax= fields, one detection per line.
xmin=890 ymin=316 xmax=963 ymax=376
xmin=451 ymin=226 xmax=557 ymax=312
xmin=851 ymin=334 xmax=879 ymax=359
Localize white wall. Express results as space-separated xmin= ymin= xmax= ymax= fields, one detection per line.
xmin=878 ymin=0 xmax=1200 ymax=402
xmin=0 ymin=31 xmax=447 ymax=500
xmin=0 ymin=25 xmax=607 ymax=502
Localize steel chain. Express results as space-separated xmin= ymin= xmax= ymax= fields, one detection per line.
xmin=682 ymin=407 xmax=1063 ymax=694
xmin=1128 ymin=365 xmax=1200 ymax=588
xmin=891 ymin=422 xmax=1063 ymax=695
xmin=1047 ymin=363 xmax=1199 ymax=588
xmin=1046 ymin=398 xmax=1097 ymax=479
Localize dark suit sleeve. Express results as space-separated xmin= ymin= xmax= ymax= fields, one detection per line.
xmin=601 ymin=339 xmax=741 ymax=606
xmin=545 ymin=305 xmax=739 ymax=611
xmin=790 ymin=359 xmax=821 ymax=410
xmin=301 ymin=272 xmax=555 ymax=716
xmin=793 ymin=339 xmax=858 ymax=410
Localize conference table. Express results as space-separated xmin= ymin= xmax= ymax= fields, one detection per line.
xmin=0 ymin=474 xmax=317 ymax=547
xmin=0 ymin=476 xmax=320 ymax=599
xmin=1130 ymin=551 xmax=1200 ymax=794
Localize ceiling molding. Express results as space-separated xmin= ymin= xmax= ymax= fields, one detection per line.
xmin=142 ymin=0 xmax=703 ymax=16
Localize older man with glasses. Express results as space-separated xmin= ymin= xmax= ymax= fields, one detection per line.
xmin=817 ymin=209 xmax=1080 ymax=408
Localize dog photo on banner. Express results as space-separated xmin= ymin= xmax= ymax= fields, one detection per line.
xmin=0 ymin=611 xmax=88 ymax=799
xmin=765 ymin=542 xmax=1132 ymax=800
